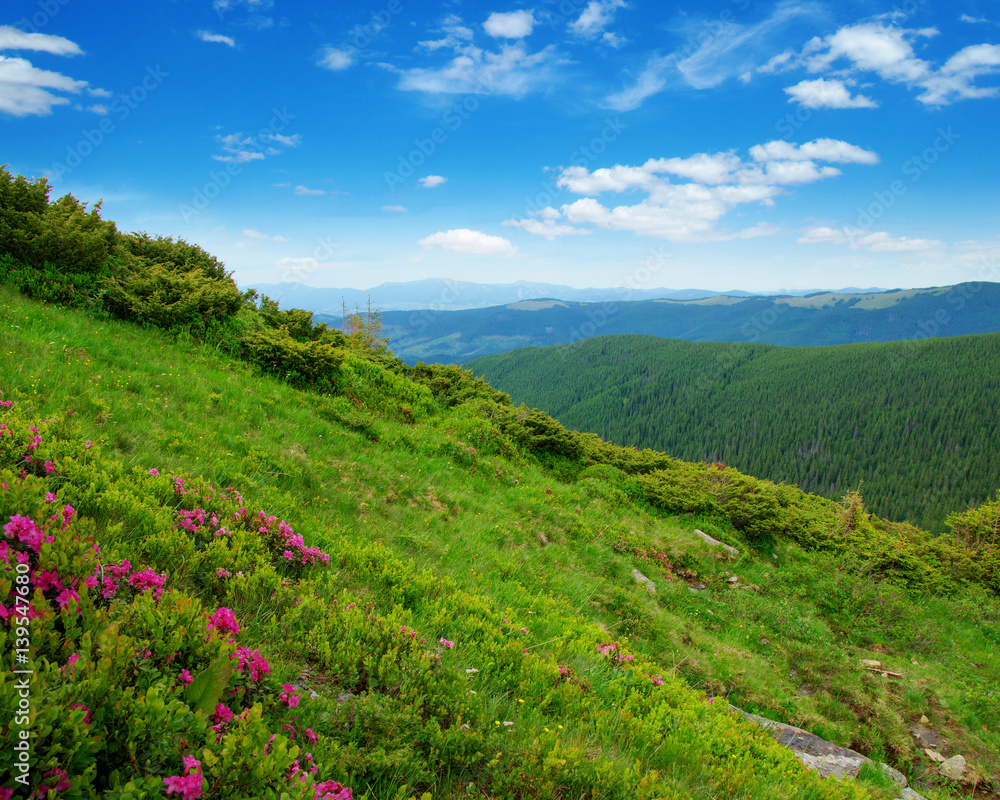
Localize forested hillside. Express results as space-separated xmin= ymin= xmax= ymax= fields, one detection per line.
xmin=331 ymin=284 xmax=1000 ymax=365
xmin=467 ymin=334 xmax=1000 ymax=532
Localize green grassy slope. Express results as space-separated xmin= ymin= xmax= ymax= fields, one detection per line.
xmin=466 ymin=334 xmax=1000 ymax=532
xmin=2 ymin=287 xmax=999 ymax=799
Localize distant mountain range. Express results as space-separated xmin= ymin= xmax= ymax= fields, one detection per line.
xmin=305 ymin=281 xmax=1000 ymax=365
xmin=246 ymin=278 xmax=887 ymax=313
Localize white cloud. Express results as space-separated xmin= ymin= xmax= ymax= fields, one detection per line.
xmin=570 ymin=1 xmax=626 ymax=39
xmin=483 ymin=10 xmax=535 ymax=39
xmin=419 ymin=175 xmax=447 ymax=188
xmin=236 ymin=228 xmax=290 ymax=247
xmin=545 ymin=138 xmax=876 ymax=242
xmin=778 ymin=21 xmax=1000 ymax=106
xmin=0 ymin=26 xmax=83 ymax=56
xmin=784 ymin=77 xmax=878 ymax=108
xmin=502 ymin=215 xmax=591 ymax=239
xmin=88 ymin=103 xmax=108 ymax=115
xmin=604 ymin=55 xmax=673 ymax=111
xmin=748 ymin=138 xmax=879 ymax=165
xmin=603 ymin=31 xmax=627 ymax=49
xmin=605 ymin=3 xmax=819 ymax=109
xmin=213 ymin=130 xmax=299 ymax=163
xmin=294 ymin=185 xmax=326 ymax=196
xmin=798 ymin=226 xmax=944 ymax=252
xmin=396 ymin=40 xmax=558 ymax=97
xmin=319 ymin=47 xmax=354 ymax=70
xmin=419 ymin=228 xmax=517 ymax=255
xmin=198 ymin=31 xmax=236 ymax=47
xmin=383 ymin=204 xmax=408 ymax=212
xmin=0 ymin=27 xmax=93 ymax=117
xmin=0 ymin=56 xmax=88 ymax=116
xmin=88 ymin=87 xmax=113 ymax=98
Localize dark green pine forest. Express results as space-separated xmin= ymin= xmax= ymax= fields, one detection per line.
xmin=467 ymin=334 xmax=1000 ymax=532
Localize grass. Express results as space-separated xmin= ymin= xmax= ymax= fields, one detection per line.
xmin=2 ymin=284 xmax=998 ymax=798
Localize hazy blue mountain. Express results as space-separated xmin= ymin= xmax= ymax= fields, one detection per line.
xmin=245 ymin=278 xmax=850 ymax=313
xmin=312 ymin=282 xmax=1000 ymax=365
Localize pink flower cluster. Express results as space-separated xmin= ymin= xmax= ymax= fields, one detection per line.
xmin=258 ymin=513 xmax=330 ymax=566
xmin=613 ymin=537 xmax=676 ymax=579
xmin=207 ymin=606 xmax=240 ymax=636
xmin=439 ymin=637 xmax=455 ymax=650
xmin=597 ymin=642 xmax=634 ymax=667
xmin=163 ymin=755 xmax=205 ymax=799
xmin=278 ymin=683 xmax=301 ymax=708
xmin=232 ymin=646 xmax=271 ymax=682
xmin=127 ymin=568 xmax=167 ymax=601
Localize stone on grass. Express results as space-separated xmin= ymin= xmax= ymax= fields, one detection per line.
xmin=940 ymin=754 xmax=966 ymax=781
xmin=694 ymin=529 xmax=740 ymax=556
xmin=631 ymin=568 xmax=655 ymax=594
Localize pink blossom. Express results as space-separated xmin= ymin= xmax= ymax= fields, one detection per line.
xmin=31 ymin=767 xmax=70 ymax=798
xmin=55 ymin=587 xmax=80 ymax=611
xmin=44 ymin=492 xmax=57 ymax=502
xmin=33 ymin=567 xmax=63 ymax=592
xmin=232 ymin=646 xmax=270 ymax=681
xmin=305 ymin=727 xmax=317 ymax=744
xmin=63 ymin=653 xmax=82 ymax=675
xmin=148 ymin=468 xmax=160 ymax=476
xmin=439 ymin=637 xmax=454 ymax=650
xmin=4 ymin=514 xmax=43 ymax=552
xmin=163 ymin=757 xmax=204 ymax=800
xmin=128 ymin=569 xmax=167 ymax=600
xmin=178 ymin=669 xmax=194 ymax=685
xmin=279 ymin=683 xmax=301 ymax=708
xmin=69 ymin=703 xmax=92 ymax=723
xmin=312 ymin=781 xmax=354 ymax=800
xmin=207 ymin=607 xmax=240 ymax=635
xmin=44 ymin=460 xmax=56 ymax=474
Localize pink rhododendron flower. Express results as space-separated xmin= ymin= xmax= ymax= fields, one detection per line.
xmin=4 ymin=514 xmax=43 ymax=552
xmin=232 ymin=646 xmax=270 ymax=681
xmin=128 ymin=569 xmax=167 ymax=600
xmin=178 ymin=669 xmax=194 ymax=685
xmin=44 ymin=492 xmax=57 ymax=502
xmin=207 ymin=607 xmax=240 ymax=635
xmin=44 ymin=460 xmax=56 ymax=474
xmin=32 ymin=767 xmax=70 ymax=798
xmin=55 ymin=587 xmax=80 ymax=611
xmin=312 ymin=781 xmax=354 ymax=800
xmin=148 ymin=468 xmax=160 ymax=476
xmin=279 ymin=683 xmax=301 ymax=708
xmin=439 ymin=637 xmax=454 ymax=650
xmin=163 ymin=754 xmax=205 ymax=799
xmin=69 ymin=703 xmax=92 ymax=723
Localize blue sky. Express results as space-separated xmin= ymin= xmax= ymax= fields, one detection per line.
xmin=2 ymin=0 xmax=999 ymax=293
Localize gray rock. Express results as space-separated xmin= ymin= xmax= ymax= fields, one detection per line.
xmin=882 ymin=763 xmax=907 ymax=787
xmin=898 ymin=788 xmax=930 ymax=800
xmin=732 ymin=706 xmax=915 ymax=790
xmin=694 ymin=528 xmax=740 ymax=556
xmin=940 ymin=754 xmax=966 ymax=781
xmin=631 ymin=568 xmax=655 ymax=594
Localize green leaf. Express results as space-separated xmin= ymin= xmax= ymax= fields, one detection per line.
xmin=184 ymin=655 xmax=233 ymax=715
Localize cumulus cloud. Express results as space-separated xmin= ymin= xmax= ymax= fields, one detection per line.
xmin=419 ymin=175 xmax=447 ymax=188
xmin=570 ymin=1 xmax=627 ymax=39
xmin=784 ymin=77 xmax=878 ymax=108
xmin=198 ymin=31 xmax=236 ymax=47
xmin=319 ymin=47 xmax=354 ymax=70
xmin=483 ymin=10 xmax=535 ymax=39
xmin=798 ymin=226 xmax=944 ymax=252
xmin=0 ymin=26 xmax=95 ymax=116
xmin=419 ymin=228 xmax=517 ymax=255
xmin=774 ymin=20 xmax=1000 ymax=106
xmin=505 ymin=138 xmax=878 ymax=243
